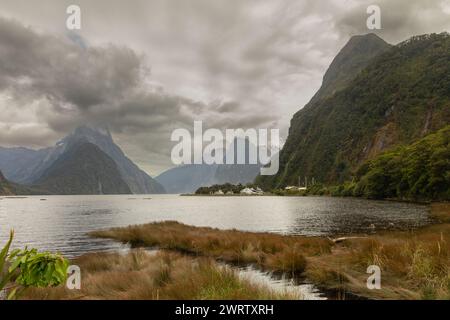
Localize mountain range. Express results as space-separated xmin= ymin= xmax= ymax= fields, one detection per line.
xmin=257 ymin=32 xmax=450 ymax=193
xmin=0 ymin=169 xmax=42 ymax=195
xmin=156 ymin=138 xmax=261 ymax=194
xmin=2 ymin=32 xmax=448 ymax=198
xmin=34 ymin=141 xmax=132 ymax=195
xmin=0 ymin=126 xmax=262 ymax=195
xmin=0 ymin=126 xmax=165 ymax=195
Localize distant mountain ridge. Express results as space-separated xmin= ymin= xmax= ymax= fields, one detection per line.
xmin=0 ymin=170 xmax=42 ymax=195
xmin=0 ymin=126 xmax=165 ymax=194
xmin=156 ymin=163 xmax=261 ymax=194
xmin=59 ymin=126 xmax=165 ymax=194
xmin=0 ymin=170 xmax=14 ymax=195
xmin=0 ymin=146 xmax=51 ymax=184
xmin=156 ymin=138 xmax=262 ymax=193
xmin=156 ymin=164 xmax=218 ymax=194
xmin=34 ymin=141 xmax=132 ymax=195
xmin=257 ymin=32 xmax=450 ymax=189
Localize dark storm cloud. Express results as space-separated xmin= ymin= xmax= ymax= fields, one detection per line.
xmin=0 ymin=15 xmax=278 ymax=126
xmin=0 ymin=0 xmax=449 ymax=173
xmin=0 ymin=16 xmax=276 ymax=173
xmin=217 ymin=101 xmax=241 ymax=113
xmin=0 ymin=17 xmax=143 ymax=111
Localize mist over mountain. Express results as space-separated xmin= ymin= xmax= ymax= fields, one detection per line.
xmin=213 ymin=138 xmax=261 ymax=186
xmin=156 ymin=138 xmax=262 ymax=193
xmin=257 ymin=33 xmax=450 ymax=190
xmin=155 ymin=164 xmax=218 ymax=194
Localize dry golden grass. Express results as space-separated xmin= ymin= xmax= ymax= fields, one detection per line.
xmin=91 ymin=221 xmax=332 ymax=275
xmin=430 ymin=202 xmax=450 ymax=223
xmin=305 ymin=203 xmax=450 ymax=299
xmin=91 ymin=203 xmax=450 ymax=300
xmin=22 ymin=249 xmax=299 ymax=300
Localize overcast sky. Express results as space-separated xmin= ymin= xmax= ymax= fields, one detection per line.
xmin=0 ymin=0 xmax=449 ymax=175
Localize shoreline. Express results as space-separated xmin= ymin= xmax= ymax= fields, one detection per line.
xmin=2 ymin=192 xmax=436 ymax=206
xmin=18 ymin=202 xmax=450 ymax=300
xmin=88 ymin=202 xmax=449 ymax=300
xmin=181 ymin=193 xmax=435 ymax=206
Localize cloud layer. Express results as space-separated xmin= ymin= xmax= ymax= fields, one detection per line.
xmin=0 ymin=0 xmax=449 ymax=174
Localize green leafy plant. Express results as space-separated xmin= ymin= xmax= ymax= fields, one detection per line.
xmin=1 ymin=230 xmax=69 ymax=300
xmin=0 ymin=231 xmax=16 ymax=299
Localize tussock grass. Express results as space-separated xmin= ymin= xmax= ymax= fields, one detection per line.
xmin=430 ymin=202 xmax=450 ymax=223
xmin=91 ymin=203 xmax=450 ymax=300
xmin=305 ymin=203 xmax=450 ymax=299
xmin=91 ymin=222 xmax=332 ymax=275
xmin=22 ymin=250 xmax=298 ymax=300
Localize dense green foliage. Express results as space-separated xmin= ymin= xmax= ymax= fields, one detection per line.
xmin=195 ymin=183 xmax=259 ymax=194
xmin=353 ymin=125 xmax=450 ymax=200
xmin=9 ymin=248 xmax=69 ymax=288
xmin=258 ymin=33 xmax=450 ymax=192
xmin=283 ymin=126 xmax=450 ymax=201
xmin=1 ymin=231 xmax=68 ymax=299
xmin=310 ymin=33 xmax=391 ymax=104
xmin=0 ymin=231 xmax=15 ymax=298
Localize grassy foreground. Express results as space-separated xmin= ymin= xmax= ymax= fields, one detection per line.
xmin=92 ymin=203 xmax=450 ymax=300
xmin=91 ymin=223 xmax=332 ymax=275
xmin=22 ymin=250 xmax=297 ymax=300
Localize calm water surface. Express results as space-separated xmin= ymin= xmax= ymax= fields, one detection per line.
xmin=0 ymin=195 xmax=431 ymax=257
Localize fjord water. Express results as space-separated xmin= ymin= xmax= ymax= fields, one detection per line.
xmin=0 ymin=195 xmax=431 ymax=257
